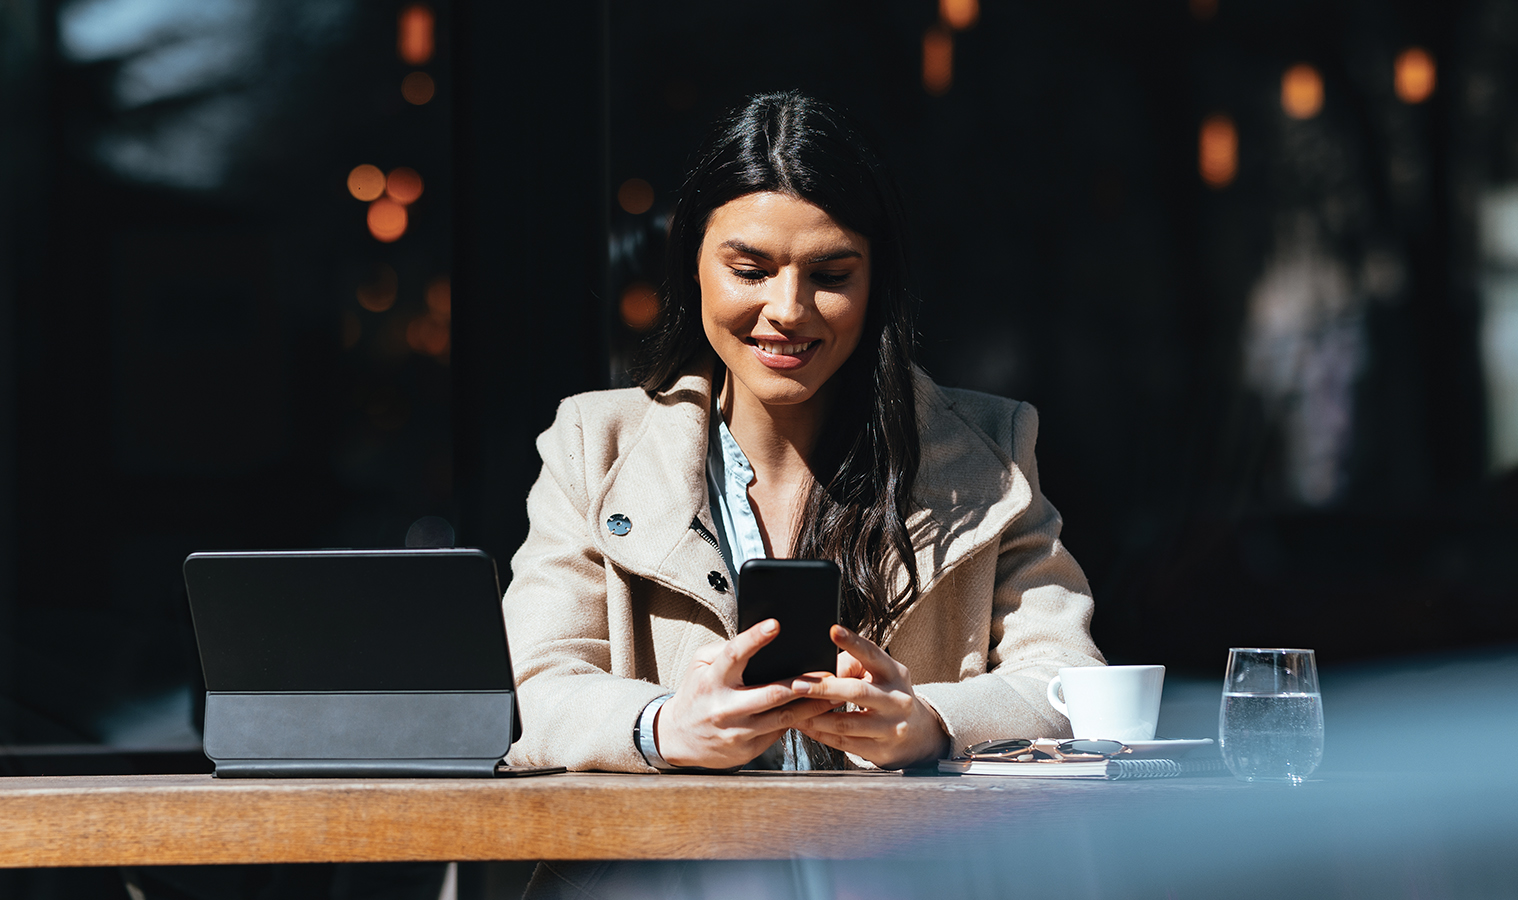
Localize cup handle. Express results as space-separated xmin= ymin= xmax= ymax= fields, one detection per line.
xmin=1046 ymin=674 xmax=1067 ymax=718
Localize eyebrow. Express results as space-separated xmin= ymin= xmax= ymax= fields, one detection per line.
xmin=717 ymin=240 xmax=863 ymax=265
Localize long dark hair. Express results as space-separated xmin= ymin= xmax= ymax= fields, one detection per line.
xmin=633 ymin=91 xmax=921 ymax=641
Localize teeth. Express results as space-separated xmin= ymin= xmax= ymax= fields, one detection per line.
xmin=755 ymin=340 xmax=814 ymax=355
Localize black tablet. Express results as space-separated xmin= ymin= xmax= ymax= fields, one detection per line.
xmin=183 ymin=548 xmax=528 ymax=777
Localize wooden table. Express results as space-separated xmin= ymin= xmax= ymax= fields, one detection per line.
xmin=0 ymin=771 xmax=1253 ymax=868
xmin=3 ymin=768 xmax=1515 ymax=898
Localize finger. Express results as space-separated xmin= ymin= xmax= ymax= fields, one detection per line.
xmin=721 ymin=680 xmax=812 ymax=718
xmin=800 ymin=729 xmax=893 ymax=764
xmin=800 ymin=709 xmax=899 ymax=742
xmin=751 ymin=697 xmax=835 ymax=734
xmin=792 ymin=675 xmax=907 ymax=712
xmin=713 ymin=619 xmax=780 ymax=680
xmin=834 ymin=651 xmax=866 ymax=680
xmin=830 ymin=626 xmax=904 ymax=681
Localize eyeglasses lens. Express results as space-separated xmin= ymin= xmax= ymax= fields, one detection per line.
xmin=1059 ymin=739 xmax=1128 ymax=757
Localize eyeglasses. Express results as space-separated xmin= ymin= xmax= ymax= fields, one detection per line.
xmin=958 ymin=738 xmax=1133 ymax=762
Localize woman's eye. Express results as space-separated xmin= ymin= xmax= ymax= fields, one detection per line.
xmin=812 ymin=271 xmax=849 ymax=287
xmin=732 ymin=268 xmax=767 ymax=282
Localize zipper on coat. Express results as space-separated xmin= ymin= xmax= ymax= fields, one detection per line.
xmin=689 ymin=517 xmax=720 ymax=551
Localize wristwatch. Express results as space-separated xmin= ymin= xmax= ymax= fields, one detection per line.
xmin=634 ymin=693 xmax=679 ymax=771
xmin=633 ymin=694 xmax=743 ymax=774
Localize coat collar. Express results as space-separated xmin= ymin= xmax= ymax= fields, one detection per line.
xmin=586 ymin=358 xmax=737 ymax=634
xmin=586 ymin=361 xmax=1033 ymax=639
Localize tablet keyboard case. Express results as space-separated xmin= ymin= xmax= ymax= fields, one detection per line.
xmin=185 ymin=549 xmax=519 ymax=778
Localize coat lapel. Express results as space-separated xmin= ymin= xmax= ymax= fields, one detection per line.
xmin=885 ymin=373 xmax=1033 ymax=642
xmin=586 ymin=362 xmax=738 ymax=635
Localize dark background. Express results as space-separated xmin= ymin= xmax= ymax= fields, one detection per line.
xmin=2 ymin=0 xmax=1515 ymax=770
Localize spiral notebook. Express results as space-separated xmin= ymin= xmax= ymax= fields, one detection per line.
xmin=938 ymin=755 xmax=1228 ymax=779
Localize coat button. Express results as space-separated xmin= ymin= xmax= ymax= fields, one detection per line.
xmin=606 ymin=514 xmax=632 ymax=536
xmin=707 ymin=571 xmax=728 ymax=593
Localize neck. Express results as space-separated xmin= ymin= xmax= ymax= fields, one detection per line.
xmin=717 ymin=372 xmax=831 ymax=485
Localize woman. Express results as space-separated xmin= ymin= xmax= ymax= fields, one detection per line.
xmin=502 ymin=91 xmax=1103 ymax=775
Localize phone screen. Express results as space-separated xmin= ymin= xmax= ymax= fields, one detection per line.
xmin=737 ymin=559 xmax=841 ymax=686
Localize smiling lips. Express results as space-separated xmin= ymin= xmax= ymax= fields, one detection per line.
xmin=749 ymin=338 xmax=820 ymax=370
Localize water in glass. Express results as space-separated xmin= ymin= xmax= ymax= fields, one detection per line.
xmin=1219 ymin=691 xmax=1323 ymax=783
xmin=1219 ymin=648 xmax=1324 ymax=784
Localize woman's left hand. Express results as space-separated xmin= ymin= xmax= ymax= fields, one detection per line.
xmin=790 ymin=625 xmax=949 ymax=770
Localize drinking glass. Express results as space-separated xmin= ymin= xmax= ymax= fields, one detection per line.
xmin=1218 ymin=648 xmax=1323 ymax=784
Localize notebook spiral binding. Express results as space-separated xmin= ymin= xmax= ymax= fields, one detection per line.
xmin=1106 ymin=756 xmax=1228 ymax=780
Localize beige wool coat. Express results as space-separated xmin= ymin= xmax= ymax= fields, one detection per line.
xmin=501 ymin=363 xmax=1105 ymax=772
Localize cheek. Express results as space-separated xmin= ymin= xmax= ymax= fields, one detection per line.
xmin=697 ymin=266 xmax=727 ymax=337
xmin=699 ymin=274 xmax=758 ymax=337
xmin=822 ymin=292 xmax=870 ymax=351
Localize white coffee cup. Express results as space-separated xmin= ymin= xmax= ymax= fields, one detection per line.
xmin=1046 ymin=665 xmax=1165 ymax=741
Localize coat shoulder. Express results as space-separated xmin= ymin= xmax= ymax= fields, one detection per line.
xmin=554 ymin=385 xmax=657 ymax=432
xmin=536 ymin=386 xmax=659 ymax=495
xmin=919 ymin=377 xmax=1037 ymax=461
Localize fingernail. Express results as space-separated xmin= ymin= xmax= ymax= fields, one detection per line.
xmin=791 ymin=680 xmax=810 ymax=695
xmin=761 ymin=620 xmax=779 ymax=635
xmin=833 ymin=625 xmax=851 ymax=639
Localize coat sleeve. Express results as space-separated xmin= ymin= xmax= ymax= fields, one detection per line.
xmin=912 ymin=401 xmax=1106 ymax=756
xmin=501 ymin=397 xmax=666 ymax=772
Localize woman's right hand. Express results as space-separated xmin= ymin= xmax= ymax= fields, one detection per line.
xmin=654 ymin=619 xmax=834 ymax=769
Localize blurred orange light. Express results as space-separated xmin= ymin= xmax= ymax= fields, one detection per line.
xmin=368 ymin=198 xmax=408 ymax=242
xmin=1199 ymin=113 xmax=1238 ymax=189
xmin=923 ymin=26 xmax=952 ymax=96
xmin=620 ymin=282 xmax=660 ymax=332
xmin=347 ymin=164 xmax=386 ymax=201
xmin=398 ymin=4 xmax=434 ymax=65
xmin=386 ymin=167 xmax=424 ymax=205
xmin=357 ymin=264 xmax=399 ymax=312
xmin=1190 ymin=0 xmax=1217 ymax=20
xmin=406 ymin=315 xmax=449 ymax=356
xmin=1281 ymin=63 xmax=1324 ymax=119
xmin=617 ymin=178 xmax=654 ymax=215
xmin=426 ymin=276 xmax=451 ymax=316
xmin=939 ymin=0 xmax=978 ymax=30
xmin=401 ymin=71 xmax=435 ymax=105
xmin=1395 ymin=47 xmax=1436 ymax=104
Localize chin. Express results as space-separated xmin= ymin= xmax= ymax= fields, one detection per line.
xmin=739 ymin=372 xmax=820 ymax=407
xmin=753 ymin=382 xmax=817 ymax=406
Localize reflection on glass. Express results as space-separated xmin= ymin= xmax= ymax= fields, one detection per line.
xmin=1242 ymin=216 xmax=1365 ymax=506
xmin=1479 ymin=187 xmax=1518 ymax=473
xmin=56 ymin=0 xmax=353 ymax=190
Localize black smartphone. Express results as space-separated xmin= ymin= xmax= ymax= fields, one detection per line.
xmin=737 ymin=559 xmax=842 ymax=686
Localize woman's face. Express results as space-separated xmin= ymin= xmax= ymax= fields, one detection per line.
xmin=697 ymin=191 xmax=870 ymax=415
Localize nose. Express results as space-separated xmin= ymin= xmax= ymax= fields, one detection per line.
xmin=761 ymin=269 xmax=812 ymax=329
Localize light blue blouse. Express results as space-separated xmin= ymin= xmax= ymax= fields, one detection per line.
xmin=705 ymin=413 xmax=768 ymax=580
